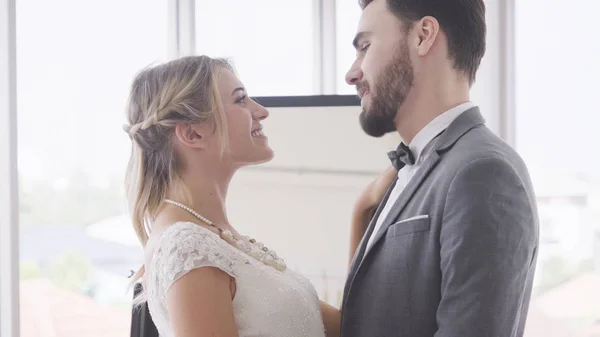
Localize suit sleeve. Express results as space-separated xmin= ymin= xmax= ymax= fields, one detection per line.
xmin=435 ymin=157 xmax=538 ymax=337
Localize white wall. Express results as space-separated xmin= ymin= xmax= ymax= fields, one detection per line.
xmin=260 ymin=105 xmax=400 ymax=172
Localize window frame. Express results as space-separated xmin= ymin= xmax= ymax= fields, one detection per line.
xmin=0 ymin=0 xmax=19 ymax=336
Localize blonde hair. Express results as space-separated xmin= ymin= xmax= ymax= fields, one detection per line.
xmin=124 ymin=56 xmax=232 ymax=304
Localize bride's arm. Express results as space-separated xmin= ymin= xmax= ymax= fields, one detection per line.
xmin=349 ymin=166 xmax=397 ymax=266
xmin=167 ymin=267 xmax=239 ymax=337
xmin=348 ymin=205 xmax=374 ymax=266
xmin=320 ymin=300 xmax=341 ymax=337
xmin=315 ymin=167 xmax=397 ymax=337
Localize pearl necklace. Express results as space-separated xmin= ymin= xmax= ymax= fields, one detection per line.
xmin=164 ymin=199 xmax=287 ymax=272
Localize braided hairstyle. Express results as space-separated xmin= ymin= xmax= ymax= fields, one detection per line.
xmin=124 ymin=55 xmax=232 ymax=303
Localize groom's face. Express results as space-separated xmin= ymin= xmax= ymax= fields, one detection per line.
xmin=345 ymin=0 xmax=415 ymax=138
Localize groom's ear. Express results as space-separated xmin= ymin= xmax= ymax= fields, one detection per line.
xmin=413 ymin=16 xmax=440 ymax=57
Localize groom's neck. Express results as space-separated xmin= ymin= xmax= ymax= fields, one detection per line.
xmin=395 ymin=76 xmax=470 ymax=143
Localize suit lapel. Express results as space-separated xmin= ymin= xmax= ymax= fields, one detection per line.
xmin=348 ymin=178 xmax=397 ymax=276
xmin=342 ymin=107 xmax=487 ymax=307
xmin=343 ymin=178 xmax=397 ymax=301
xmin=361 ymin=152 xmax=441 ymax=259
xmin=360 ymin=107 xmax=486 ymax=258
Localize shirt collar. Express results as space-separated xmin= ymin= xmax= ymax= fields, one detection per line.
xmin=408 ymin=101 xmax=475 ymax=162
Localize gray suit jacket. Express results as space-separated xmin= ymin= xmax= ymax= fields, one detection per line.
xmin=341 ymin=107 xmax=539 ymax=337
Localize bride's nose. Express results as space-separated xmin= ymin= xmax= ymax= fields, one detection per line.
xmin=252 ymin=101 xmax=269 ymax=121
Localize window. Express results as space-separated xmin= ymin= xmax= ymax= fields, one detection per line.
xmin=515 ymin=1 xmax=600 ymax=335
xmin=16 ymin=0 xmax=167 ymax=335
xmin=335 ymin=0 xmax=362 ymax=95
xmin=195 ymin=1 xmax=315 ymax=96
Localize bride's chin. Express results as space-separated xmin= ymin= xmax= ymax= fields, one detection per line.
xmin=235 ymin=150 xmax=275 ymax=168
xmin=255 ymin=150 xmax=275 ymax=164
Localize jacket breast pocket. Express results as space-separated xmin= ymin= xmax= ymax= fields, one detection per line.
xmin=385 ymin=216 xmax=431 ymax=238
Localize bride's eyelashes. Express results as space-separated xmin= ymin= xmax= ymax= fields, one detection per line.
xmin=236 ymin=95 xmax=247 ymax=104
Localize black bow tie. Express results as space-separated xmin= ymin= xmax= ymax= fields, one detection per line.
xmin=388 ymin=142 xmax=415 ymax=170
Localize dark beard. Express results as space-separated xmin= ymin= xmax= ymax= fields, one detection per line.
xmin=359 ymin=42 xmax=414 ymax=137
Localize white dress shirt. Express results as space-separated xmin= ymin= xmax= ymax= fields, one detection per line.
xmin=364 ymin=102 xmax=475 ymax=252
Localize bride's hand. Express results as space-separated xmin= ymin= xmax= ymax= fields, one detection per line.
xmin=354 ymin=166 xmax=397 ymax=215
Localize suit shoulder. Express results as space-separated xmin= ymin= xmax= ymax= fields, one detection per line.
xmin=449 ymin=126 xmax=526 ymax=169
xmin=436 ymin=126 xmax=534 ymax=190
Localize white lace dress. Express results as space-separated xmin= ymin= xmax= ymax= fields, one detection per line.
xmin=144 ymin=221 xmax=327 ymax=337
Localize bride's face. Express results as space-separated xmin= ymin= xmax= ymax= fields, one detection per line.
xmin=217 ymin=69 xmax=274 ymax=167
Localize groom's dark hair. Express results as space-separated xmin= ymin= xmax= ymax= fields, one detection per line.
xmin=359 ymin=0 xmax=486 ymax=85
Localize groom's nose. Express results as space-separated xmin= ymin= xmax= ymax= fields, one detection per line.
xmin=345 ymin=62 xmax=363 ymax=86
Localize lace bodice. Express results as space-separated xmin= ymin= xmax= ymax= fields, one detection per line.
xmin=144 ymin=222 xmax=326 ymax=337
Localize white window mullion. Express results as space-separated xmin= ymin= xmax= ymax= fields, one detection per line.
xmin=177 ymin=0 xmax=196 ymax=57
xmin=498 ymin=0 xmax=516 ymax=147
xmin=312 ymin=0 xmax=337 ymax=95
xmin=320 ymin=0 xmax=337 ymax=95
xmin=470 ymin=0 xmax=515 ymax=145
xmin=168 ymin=0 xmax=196 ymax=59
xmin=0 ymin=0 xmax=20 ymax=336
xmin=167 ymin=0 xmax=180 ymax=59
xmin=312 ymin=0 xmax=324 ymax=94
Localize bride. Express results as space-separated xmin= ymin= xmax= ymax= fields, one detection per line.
xmin=124 ymin=55 xmax=395 ymax=337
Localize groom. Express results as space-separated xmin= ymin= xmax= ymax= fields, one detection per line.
xmin=341 ymin=1 xmax=539 ymax=336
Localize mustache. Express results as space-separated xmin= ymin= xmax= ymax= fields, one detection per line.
xmin=355 ymin=82 xmax=370 ymax=93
